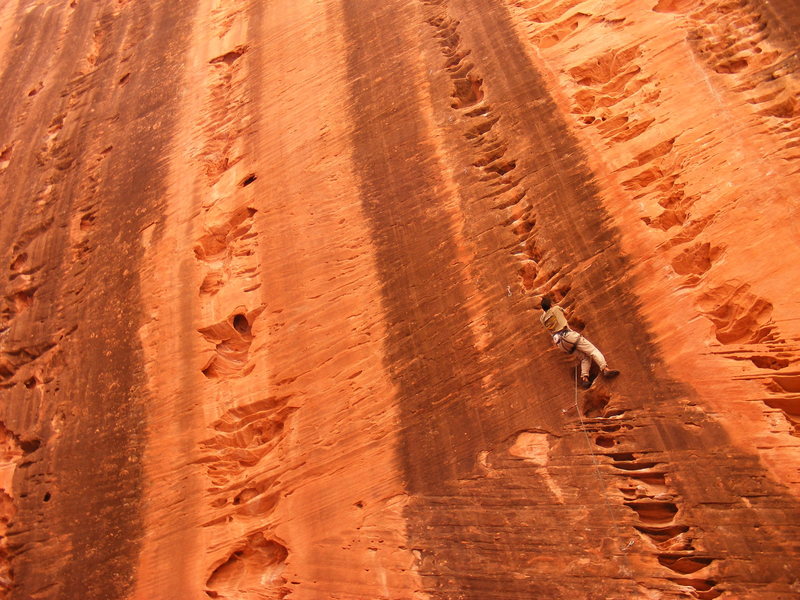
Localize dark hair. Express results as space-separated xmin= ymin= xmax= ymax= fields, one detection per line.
xmin=540 ymin=296 xmax=552 ymax=311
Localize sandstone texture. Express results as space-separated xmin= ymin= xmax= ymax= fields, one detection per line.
xmin=1 ymin=0 xmax=799 ymax=598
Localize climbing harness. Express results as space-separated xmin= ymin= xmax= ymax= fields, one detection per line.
xmin=554 ymin=328 xmax=581 ymax=355
xmin=572 ymin=366 xmax=637 ymax=554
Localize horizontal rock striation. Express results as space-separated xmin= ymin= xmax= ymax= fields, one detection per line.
xmin=0 ymin=0 xmax=798 ymax=599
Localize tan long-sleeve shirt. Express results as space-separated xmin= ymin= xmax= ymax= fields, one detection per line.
xmin=540 ymin=305 xmax=569 ymax=333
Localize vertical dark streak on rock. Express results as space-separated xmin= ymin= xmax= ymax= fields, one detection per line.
xmin=45 ymin=4 xmax=196 ymax=597
xmin=0 ymin=2 xmax=198 ymax=599
xmin=339 ymin=0 xmax=492 ymax=596
xmin=339 ymin=1 xmax=486 ymax=489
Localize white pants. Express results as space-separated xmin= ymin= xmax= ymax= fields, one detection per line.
xmin=556 ymin=331 xmax=607 ymax=377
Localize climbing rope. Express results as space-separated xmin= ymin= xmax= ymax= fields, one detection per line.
xmin=572 ymin=366 xmax=636 ymax=553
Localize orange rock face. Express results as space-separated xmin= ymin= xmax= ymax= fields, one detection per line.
xmin=1 ymin=0 xmax=799 ymax=598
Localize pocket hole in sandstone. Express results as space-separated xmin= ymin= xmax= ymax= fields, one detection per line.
xmin=613 ymin=461 xmax=660 ymax=471
xmin=233 ymin=313 xmax=250 ymax=334
xmin=200 ymin=271 xmax=224 ymax=296
xmin=512 ymin=220 xmax=534 ymax=235
xmin=624 ymin=501 xmax=678 ymax=524
xmin=0 ymin=143 xmax=14 ymax=167
xmin=201 ymin=362 xmax=219 ymax=379
xmin=444 ymin=49 xmax=470 ymax=70
xmin=209 ymin=46 xmax=248 ymax=66
xmin=768 ymin=375 xmax=800 ymax=393
xmin=239 ymin=173 xmax=257 ymax=187
xmin=595 ymin=435 xmax=615 ymax=447
xmin=630 ymin=472 xmax=667 ymax=490
xmin=670 ymin=578 xmax=720 ymax=599
xmin=749 ymin=356 xmax=790 ymax=370
xmin=20 ymin=439 xmax=41 ymax=453
xmin=0 ymin=363 xmax=15 ymax=380
xmin=119 ymin=73 xmax=130 ymax=85
xmin=206 ymin=534 xmax=287 ymax=597
xmin=449 ymin=75 xmax=483 ymax=107
xmin=671 ymin=242 xmax=721 ymax=276
xmin=486 ymin=160 xmax=516 ymax=176
xmin=604 ymin=409 xmax=627 ymax=418
xmin=464 ymin=116 xmax=499 ymax=139
xmin=635 ymin=524 xmax=689 ymax=543
xmin=43 ymin=492 xmax=51 ymax=502
xmin=233 ymin=488 xmax=259 ymax=505
xmin=10 ymin=253 xmax=27 ymax=271
xmin=608 ymin=452 xmax=635 ymax=461
xmin=524 ymin=240 xmax=542 ymax=262
xmin=583 ymin=389 xmax=612 ymax=418
xmin=658 ymin=555 xmax=714 ymax=574
xmin=464 ymin=104 xmax=490 ymax=118
xmin=714 ymin=58 xmax=748 ymax=74
xmin=79 ymin=213 xmax=96 ymax=231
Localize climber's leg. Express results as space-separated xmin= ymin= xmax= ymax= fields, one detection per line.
xmin=577 ymin=336 xmax=619 ymax=378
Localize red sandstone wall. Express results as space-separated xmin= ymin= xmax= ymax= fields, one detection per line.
xmin=0 ymin=1 xmax=799 ymax=599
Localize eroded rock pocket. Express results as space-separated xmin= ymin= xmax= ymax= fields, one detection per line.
xmin=199 ymin=307 xmax=264 ymax=379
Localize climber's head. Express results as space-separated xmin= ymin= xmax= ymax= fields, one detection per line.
xmin=540 ymin=296 xmax=552 ymax=311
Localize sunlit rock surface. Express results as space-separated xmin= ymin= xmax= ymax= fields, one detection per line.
xmin=1 ymin=0 xmax=799 ymax=598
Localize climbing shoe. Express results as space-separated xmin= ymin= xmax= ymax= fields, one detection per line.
xmin=580 ymin=376 xmax=592 ymax=389
xmin=602 ymin=368 xmax=620 ymax=378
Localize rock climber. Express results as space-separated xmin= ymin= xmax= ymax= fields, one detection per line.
xmin=539 ymin=296 xmax=619 ymax=389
